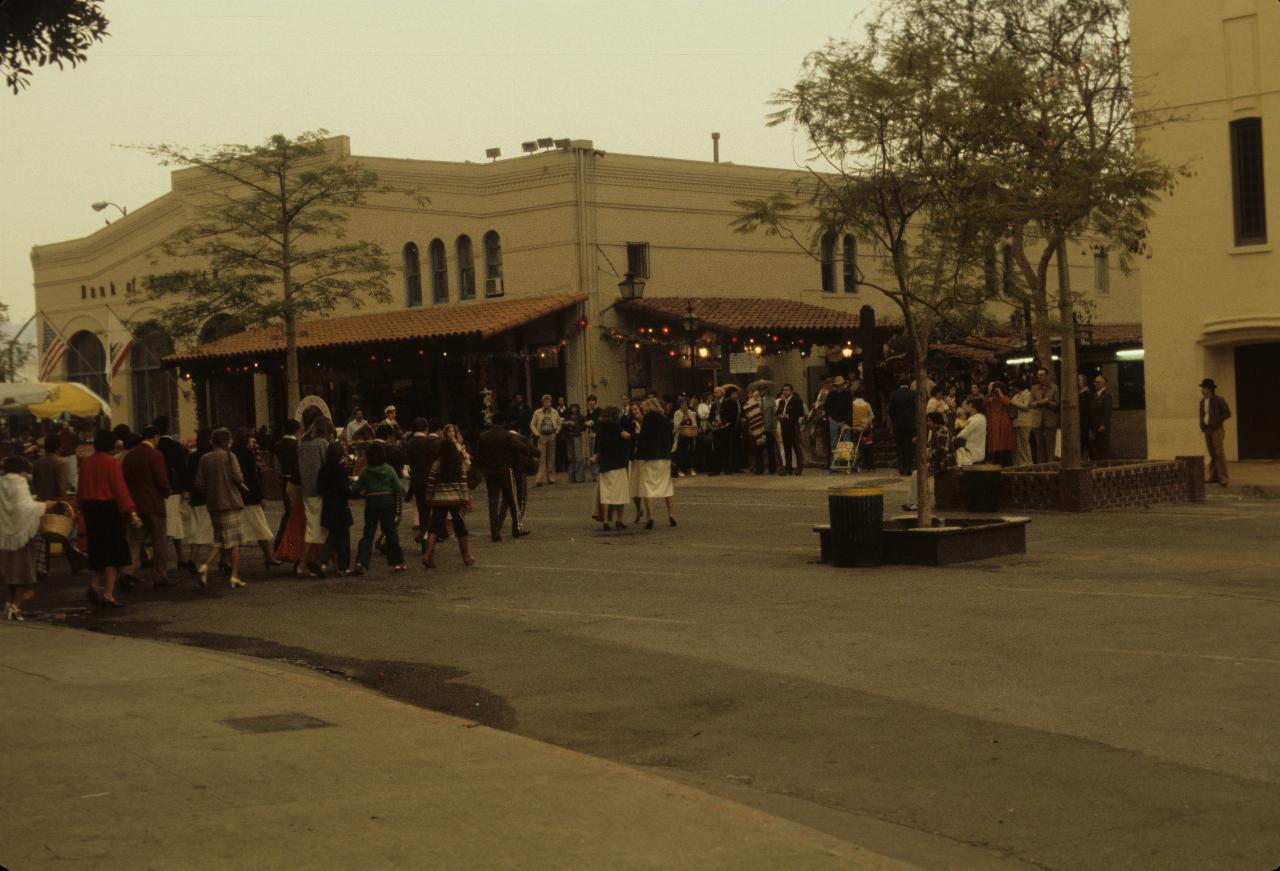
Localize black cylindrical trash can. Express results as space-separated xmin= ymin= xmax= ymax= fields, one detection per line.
xmin=962 ymin=465 xmax=1003 ymax=512
xmin=828 ymin=486 xmax=883 ymax=567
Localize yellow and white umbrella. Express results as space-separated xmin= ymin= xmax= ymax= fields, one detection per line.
xmin=0 ymin=381 xmax=110 ymax=420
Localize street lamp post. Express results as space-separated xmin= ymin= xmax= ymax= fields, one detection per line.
xmin=681 ymin=302 xmax=700 ymax=396
xmin=91 ymin=201 xmax=127 ymax=224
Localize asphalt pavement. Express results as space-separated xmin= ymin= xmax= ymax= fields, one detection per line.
xmin=5 ymin=469 xmax=1279 ymax=870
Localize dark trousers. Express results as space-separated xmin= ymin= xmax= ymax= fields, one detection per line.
xmin=485 ymin=472 xmax=519 ymax=537
xmin=356 ymin=494 xmax=402 ymax=567
xmin=1091 ymin=430 xmax=1109 ymax=461
xmin=713 ymin=428 xmax=737 ymax=475
xmin=780 ymin=424 xmax=802 ymax=473
xmin=429 ymin=504 xmax=469 ymax=538
xmin=675 ymin=436 xmax=696 ymax=474
xmin=320 ymin=527 xmax=351 ymax=570
xmin=893 ymin=429 xmax=915 ymax=475
xmin=273 ymin=487 xmax=293 ymax=551
xmin=754 ymin=432 xmax=777 ymax=474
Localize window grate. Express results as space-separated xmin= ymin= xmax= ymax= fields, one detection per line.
xmin=1230 ymin=118 xmax=1267 ymax=245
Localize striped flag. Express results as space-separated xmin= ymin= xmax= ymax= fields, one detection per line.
xmin=106 ymin=308 xmax=134 ymax=382
xmin=39 ymin=316 xmax=68 ymax=381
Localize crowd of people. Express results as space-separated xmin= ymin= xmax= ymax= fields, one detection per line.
xmin=0 ymin=365 xmax=1138 ymax=621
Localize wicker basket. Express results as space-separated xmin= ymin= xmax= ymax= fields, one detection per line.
xmin=40 ymin=503 xmax=75 ymax=541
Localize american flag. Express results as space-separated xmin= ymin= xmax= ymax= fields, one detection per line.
xmin=39 ymin=316 xmax=68 ymax=381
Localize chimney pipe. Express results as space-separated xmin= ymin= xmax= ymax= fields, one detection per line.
xmin=711 ymin=132 xmax=720 ymax=163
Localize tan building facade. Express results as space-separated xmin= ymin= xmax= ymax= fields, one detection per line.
xmin=31 ymin=135 xmax=1141 ymax=437
xmin=1131 ymin=0 xmax=1280 ymax=460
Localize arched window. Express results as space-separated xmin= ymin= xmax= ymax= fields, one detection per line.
xmin=199 ymin=313 xmax=246 ymax=345
xmin=820 ymin=230 xmax=837 ymax=293
xmin=842 ymin=235 xmax=858 ymax=293
xmin=130 ymin=322 xmax=177 ymax=431
xmin=428 ymin=238 xmax=448 ymax=304
xmin=456 ymin=235 xmax=476 ymax=300
xmin=66 ymin=330 xmax=107 ymax=402
xmin=403 ymin=242 xmax=423 ymax=307
xmin=483 ymin=230 xmax=504 ymax=296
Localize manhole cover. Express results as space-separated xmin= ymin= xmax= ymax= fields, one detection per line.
xmin=219 ymin=713 xmax=334 ymax=734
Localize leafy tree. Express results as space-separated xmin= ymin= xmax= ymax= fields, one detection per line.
xmin=2 ymin=0 xmax=109 ymax=93
xmin=735 ymin=9 xmax=1007 ymax=527
xmin=908 ymin=0 xmax=1184 ymax=470
xmin=128 ymin=130 xmax=426 ymax=411
xmin=0 ymin=303 xmax=35 ymax=382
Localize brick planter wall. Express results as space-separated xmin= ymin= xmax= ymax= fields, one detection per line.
xmin=934 ymin=460 xmax=1195 ymax=512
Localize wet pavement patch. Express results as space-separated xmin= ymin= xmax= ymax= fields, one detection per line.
xmin=55 ymin=617 xmax=517 ymax=730
xmin=220 ymin=712 xmax=334 ymax=734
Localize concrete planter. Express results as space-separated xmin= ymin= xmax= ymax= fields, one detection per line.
xmin=881 ymin=515 xmax=1031 ymax=566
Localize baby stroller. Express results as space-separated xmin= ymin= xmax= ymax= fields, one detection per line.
xmin=829 ymin=425 xmax=864 ymax=473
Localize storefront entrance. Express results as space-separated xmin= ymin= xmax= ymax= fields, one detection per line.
xmin=1235 ymin=342 xmax=1280 ymax=458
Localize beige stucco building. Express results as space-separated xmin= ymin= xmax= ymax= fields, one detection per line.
xmin=30 ymin=135 xmax=1141 ymax=438
xmin=1131 ymin=0 xmax=1280 ymax=460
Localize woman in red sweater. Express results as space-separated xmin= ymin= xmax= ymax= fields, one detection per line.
xmin=985 ymin=382 xmax=1017 ymax=467
xmin=77 ymin=430 xmax=140 ymax=607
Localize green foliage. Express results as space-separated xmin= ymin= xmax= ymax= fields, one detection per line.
xmin=0 ymin=303 xmax=35 ymax=382
xmin=2 ymin=0 xmax=109 ymax=94
xmin=128 ymin=129 xmax=427 ymax=408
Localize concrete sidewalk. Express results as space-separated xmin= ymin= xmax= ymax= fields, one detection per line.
xmin=0 ymin=623 xmax=917 ymax=871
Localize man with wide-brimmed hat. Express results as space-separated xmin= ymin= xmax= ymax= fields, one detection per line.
xmin=824 ymin=376 xmax=853 ymax=470
xmin=1199 ymin=378 xmax=1231 ymax=486
xmin=716 ymin=384 xmax=742 ymax=475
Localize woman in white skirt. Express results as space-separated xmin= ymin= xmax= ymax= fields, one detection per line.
xmin=592 ymin=407 xmax=633 ymax=531
xmin=634 ymin=398 xmax=676 ymax=529
xmin=1 ymin=456 xmax=55 ymax=621
xmin=626 ymin=401 xmax=645 ymax=523
xmin=233 ymin=430 xmax=284 ymax=568
xmin=180 ymin=428 xmax=214 ymax=572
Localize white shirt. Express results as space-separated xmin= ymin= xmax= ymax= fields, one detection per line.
xmin=956 ymin=413 xmax=988 ymax=465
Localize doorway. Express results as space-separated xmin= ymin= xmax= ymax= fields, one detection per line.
xmin=1234 ymin=342 xmax=1280 ymax=458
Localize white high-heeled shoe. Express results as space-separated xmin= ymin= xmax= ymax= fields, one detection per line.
xmin=197 ymin=565 xmax=208 ymax=588
xmin=5 ymin=603 xmax=24 ymax=622
xmin=229 ymin=576 xmax=246 ymax=589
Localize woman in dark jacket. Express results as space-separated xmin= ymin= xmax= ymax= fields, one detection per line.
xmin=233 ymin=429 xmax=282 ymax=569
xmin=317 ymin=442 xmax=353 ymax=575
xmin=592 ymin=407 xmax=633 ymax=531
xmin=634 ymin=398 xmax=676 ymax=529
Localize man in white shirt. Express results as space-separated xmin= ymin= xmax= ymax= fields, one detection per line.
xmin=530 ymin=394 xmax=562 ymax=486
xmin=343 ymin=407 xmax=372 ymax=443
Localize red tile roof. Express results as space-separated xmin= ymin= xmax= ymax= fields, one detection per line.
xmin=618 ymin=297 xmax=892 ymax=335
xmin=167 ymin=294 xmax=587 ymax=363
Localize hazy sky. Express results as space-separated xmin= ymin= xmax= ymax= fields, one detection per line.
xmin=0 ymin=0 xmax=875 ymax=331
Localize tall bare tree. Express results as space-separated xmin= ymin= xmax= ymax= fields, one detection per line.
xmin=129 ymin=130 xmax=426 ymax=411
xmin=735 ymin=9 xmax=1006 ymax=527
xmin=907 ymin=0 xmax=1184 ymax=469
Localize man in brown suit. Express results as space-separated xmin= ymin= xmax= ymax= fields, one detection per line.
xmin=1030 ymin=367 xmax=1061 ymax=463
xmin=122 ymin=425 xmax=173 ymax=584
xmin=1199 ymin=378 xmax=1231 ymax=486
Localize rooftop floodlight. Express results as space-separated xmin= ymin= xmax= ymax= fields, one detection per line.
xmin=537 ymin=137 xmax=554 ymax=149
xmin=485 ymin=147 xmax=501 ymax=161
xmin=553 ymin=138 xmax=571 ymax=149
xmin=521 ymin=141 xmax=539 ymax=154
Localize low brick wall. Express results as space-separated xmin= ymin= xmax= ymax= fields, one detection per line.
xmin=936 ymin=460 xmax=1195 ymax=512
